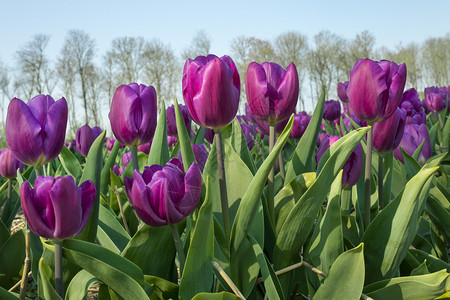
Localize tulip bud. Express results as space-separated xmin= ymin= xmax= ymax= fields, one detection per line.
xmin=240 ymin=123 xmax=256 ymax=150
xmin=0 ymin=148 xmax=24 ymax=178
xmin=179 ymin=144 xmax=208 ymax=171
xmin=137 ymin=140 xmax=152 ymax=155
xmin=337 ymin=81 xmax=349 ymax=102
xmin=245 ymin=62 xmax=299 ymax=124
xmin=20 ymin=176 xmax=96 ymax=239
xmin=166 ymin=104 xmax=191 ymax=137
xmin=6 ymin=95 xmax=68 ymax=166
xmin=372 ymin=108 xmax=406 ymax=153
xmin=323 ymin=100 xmax=341 ymax=121
xmin=347 ymin=59 xmax=407 ymax=123
xmin=109 ymin=83 xmax=157 ymax=147
xmin=290 ymin=112 xmax=311 ymax=139
xmin=424 ymin=86 xmax=447 ymax=112
xmin=183 ymin=55 xmax=240 ymax=129
xmin=76 ymin=125 xmax=103 ymax=157
xmin=393 ymin=124 xmax=432 ymax=165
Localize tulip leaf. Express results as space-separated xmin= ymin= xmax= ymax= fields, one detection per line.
xmin=98 ymin=204 xmax=130 ymax=253
xmin=78 ymin=130 xmax=106 ymax=242
xmin=38 ymin=258 xmax=62 ymax=300
xmin=364 ymin=269 xmax=449 ymax=300
xmin=0 ymin=229 xmax=25 ymax=288
xmin=0 ymin=286 xmax=19 ymax=300
xmin=180 ymin=177 xmax=214 ymax=300
xmin=100 ymin=138 xmax=120 ymax=195
xmin=61 ymin=238 xmax=151 ymax=300
xmin=285 ymin=89 xmax=324 ymax=184
xmin=362 ymin=166 xmax=437 ymax=284
xmin=59 ymin=145 xmax=83 ymax=181
xmin=442 ymin=114 xmax=450 ymax=147
xmin=192 ymin=292 xmax=240 ymax=300
xmin=313 ymin=243 xmax=365 ymax=300
xmin=410 ymin=259 xmax=429 ymax=276
xmin=148 ymin=101 xmax=170 ymax=166
xmin=144 ymin=275 xmax=179 ymax=300
xmin=174 ymin=98 xmax=196 ymax=172
xmin=426 ymin=195 xmax=450 ymax=242
xmin=66 ymin=269 xmax=100 ymax=300
xmin=382 ymin=151 xmax=394 ymax=206
xmin=408 ymin=248 xmax=450 ymax=273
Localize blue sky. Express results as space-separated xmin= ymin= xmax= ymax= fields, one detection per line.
xmin=1 ymin=0 xmax=449 ymax=64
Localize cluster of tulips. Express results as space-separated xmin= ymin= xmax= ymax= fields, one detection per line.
xmin=0 ymin=53 xmax=448 ymax=300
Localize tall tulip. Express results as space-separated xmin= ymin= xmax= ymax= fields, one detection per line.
xmin=394 ymin=124 xmax=432 ymax=165
xmin=323 ymin=100 xmax=341 ymax=122
xmin=167 ymin=104 xmax=191 ymax=137
xmin=372 ymin=108 xmax=406 ymax=154
xmin=337 ymin=81 xmax=349 ymax=103
xmin=6 ymin=95 xmax=68 ymax=167
xmin=76 ymin=125 xmax=103 ymax=157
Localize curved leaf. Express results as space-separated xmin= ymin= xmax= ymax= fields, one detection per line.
xmin=192 ymin=292 xmax=240 ymax=300
xmin=148 ymin=101 xmax=169 ymax=166
xmin=38 ymin=258 xmax=62 ymax=300
xmin=174 ymin=98 xmax=195 ymax=172
xmin=0 ymin=229 xmax=25 ymax=288
xmin=59 ymin=146 xmax=82 ymax=181
xmin=100 ymin=137 xmax=120 ymax=195
xmin=66 ymin=270 xmax=100 ymax=300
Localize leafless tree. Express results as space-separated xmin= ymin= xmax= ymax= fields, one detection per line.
xmin=421 ymin=34 xmax=450 ymax=87
xmin=182 ymin=30 xmax=211 ymax=60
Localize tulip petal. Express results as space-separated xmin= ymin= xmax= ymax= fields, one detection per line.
xmin=178 ymin=162 xmax=202 ymax=216
xmin=384 ymin=63 xmax=407 ymax=119
xmin=137 ymin=85 xmax=157 ymax=144
xmin=275 ymin=63 xmax=299 ymax=122
xmin=110 ymin=85 xmax=140 ymax=146
xmin=27 ymin=95 xmax=55 ymax=128
xmin=75 ymin=180 xmax=96 ymax=236
xmin=246 ymin=62 xmax=271 ymax=121
xmin=153 ymin=178 xmax=184 ymax=224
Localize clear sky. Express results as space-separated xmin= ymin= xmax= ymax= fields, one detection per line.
xmin=1 ymin=0 xmax=449 ymax=64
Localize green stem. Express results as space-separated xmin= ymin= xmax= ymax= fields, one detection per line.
xmin=54 ymin=240 xmax=64 ymax=298
xmin=215 ymin=131 xmax=231 ymax=242
xmin=278 ymin=153 xmax=285 ymax=183
xmin=34 ymin=165 xmax=44 ymax=177
xmin=268 ymin=125 xmax=275 ymax=225
xmin=378 ymin=153 xmax=384 ymax=210
xmin=4 ymin=180 xmax=11 ymax=220
xmin=131 ymin=146 xmax=139 ymax=171
xmin=438 ymin=112 xmax=444 ymax=129
xmin=364 ymin=127 xmax=373 ymax=229
xmin=170 ymin=224 xmax=185 ymax=277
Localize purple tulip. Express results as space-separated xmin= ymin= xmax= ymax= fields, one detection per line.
xmin=20 ymin=176 xmax=96 ymax=239
xmin=183 ymin=54 xmax=240 ymax=129
xmin=0 ymin=148 xmax=24 ymax=178
xmin=245 ymin=61 xmax=299 ymax=124
xmin=204 ymin=128 xmax=215 ymax=144
xmin=76 ymin=125 xmax=103 ymax=157
xmin=245 ymin=103 xmax=257 ymax=124
xmin=166 ymin=104 xmax=191 ymax=137
xmin=394 ymin=124 xmax=432 ymax=165
xmin=290 ymin=112 xmax=311 ymax=139
xmin=6 ymin=95 xmax=68 ymax=166
xmin=123 ymin=152 xmax=132 ymax=168
xmin=112 ymin=164 xmax=123 ymax=177
xmin=127 ymin=158 xmax=202 ymax=226
xmin=167 ymin=136 xmax=178 ymax=147
xmin=255 ymin=118 xmax=288 ymax=137
xmin=372 ymin=108 xmax=406 ymax=153
xmin=337 ymin=81 xmax=349 ymax=103
xmin=109 ymin=83 xmax=157 ymax=147
xmin=137 ymin=140 xmax=152 ymax=155
xmin=316 ymin=136 xmax=363 ymax=188
xmin=240 ymin=123 xmax=256 ymax=150
xmin=323 ymin=100 xmax=341 ymax=121
xmin=179 ymin=144 xmax=208 ymax=172
xmin=347 ymin=59 xmax=407 ymax=123
xmin=400 ymin=88 xmax=426 ymax=125
xmin=424 ymin=86 xmax=447 ymax=112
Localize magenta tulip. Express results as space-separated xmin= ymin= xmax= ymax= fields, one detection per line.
xmin=394 ymin=124 xmax=432 ymax=165
xmin=166 ymin=104 xmax=191 ymax=137
xmin=424 ymin=86 xmax=447 ymax=112
xmin=76 ymin=125 xmax=103 ymax=157
xmin=290 ymin=112 xmax=311 ymax=139
xmin=337 ymin=81 xmax=349 ymax=103
xmin=0 ymin=148 xmax=24 ymax=178
xmin=372 ymin=108 xmax=406 ymax=153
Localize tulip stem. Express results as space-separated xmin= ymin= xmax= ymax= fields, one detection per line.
xmin=19 ymin=230 xmax=31 ymax=300
xmin=54 ymin=240 xmax=64 ymax=298
xmin=131 ymin=146 xmax=139 ymax=171
xmin=215 ymin=131 xmax=231 ymax=242
xmin=34 ymin=165 xmax=43 ymax=177
xmin=170 ymin=224 xmax=185 ymax=278
xmin=268 ymin=125 xmax=275 ymax=225
xmin=364 ymin=127 xmax=373 ymax=229
xmin=378 ymin=153 xmax=384 ymax=210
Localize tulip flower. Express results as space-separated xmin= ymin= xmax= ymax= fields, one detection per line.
xmin=109 ymin=83 xmax=157 ymax=147
xmin=167 ymin=104 xmax=191 ymax=137
xmin=123 ymin=152 xmax=132 ymax=168
xmin=347 ymin=59 xmax=407 ymax=123
xmin=245 ymin=103 xmax=257 ymax=124
xmin=6 ymin=95 xmax=68 ymax=166
xmin=316 ymin=136 xmax=363 ymax=188
xmin=127 ymin=158 xmax=202 ymax=226
xmin=240 ymin=123 xmax=256 ymax=150
xmin=137 ymin=140 xmax=152 ymax=155
xmin=323 ymin=100 xmax=341 ymax=121
xmin=0 ymin=148 xmax=24 ymax=178
xmin=394 ymin=124 xmax=432 ymax=165
xmin=204 ymin=128 xmax=215 ymax=144
xmin=167 ymin=136 xmax=178 ymax=147
xmin=245 ymin=61 xmax=299 ymax=124
xmin=290 ymin=112 xmax=311 ymax=139
xmin=76 ymin=125 xmax=103 ymax=157
xmin=179 ymin=144 xmax=208 ymax=171
xmin=182 ymin=54 xmax=240 ymax=129
xmin=372 ymin=108 xmax=406 ymax=153
xmin=400 ymin=88 xmax=426 ymax=125
xmin=337 ymin=81 xmax=349 ymax=102
xmin=424 ymin=86 xmax=446 ymax=113
xmin=20 ymin=175 xmax=96 ymax=239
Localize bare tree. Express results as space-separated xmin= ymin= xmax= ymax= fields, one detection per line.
xmin=421 ymin=34 xmax=450 ymax=87
xmin=182 ymin=30 xmax=211 ymax=60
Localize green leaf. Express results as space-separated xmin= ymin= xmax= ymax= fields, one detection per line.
xmin=285 ymin=89 xmax=324 ymax=184
xmin=382 ymin=151 xmax=394 ymax=206
xmin=59 ymin=146 xmax=82 ymax=181
xmin=144 ymin=275 xmax=179 ymax=300
xmin=77 ymin=130 xmax=106 ymax=242
xmin=60 ymin=238 xmax=151 ymax=300
xmin=362 ymin=167 xmax=438 ymax=284
xmin=442 ymin=114 xmax=450 ymax=147
xmin=38 ymin=258 xmax=62 ymax=300
xmin=313 ymin=243 xmax=365 ymax=300
xmin=66 ymin=270 xmax=100 ymax=300
xmin=364 ymin=269 xmax=449 ymax=300
xmin=148 ymin=101 xmax=170 ymax=166
xmin=410 ymin=259 xmax=429 ymax=276
xmin=0 ymin=286 xmax=19 ymax=299
xmin=409 ymin=249 xmax=450 ymax=273
xmin=180 ymin=177 xmax=214 ymax=300
xmin=0 ymin=220 xmax=9 ymax=247
xmin=174 ymin=98 xmax=196 ymax=172
xmin=191 ymin=292 xmax=240 ymax=300
xmin=0 ymin=229 xmax=25 ymax=288
xmin=100 ymin=137 xmax=120 ymax=195
xmin=98 ymin=205 xmax=131 ymax=253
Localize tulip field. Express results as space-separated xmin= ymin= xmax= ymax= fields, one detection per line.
xmin=0 ymin=55 xmax=449 ymax=300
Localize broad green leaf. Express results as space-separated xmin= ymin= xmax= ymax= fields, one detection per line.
xmin=148 ymin=101 xmax=170 ymax=166
xmin=100 ymin=137 xmax=120 ymax=195
xmin=426 ymin=192 xmax=450 ymax=241
xmin=78 ymin=130 xmax=106 ymax=242
xmin=144 ymin=275 xmax=178 ymax=300
xmin=382 ymin=151 xmax=394 ymax=206
xmin=341 ymin=215 xmax=361 ymax=248
xmin=0 ymin=229 xmax=25 ymax=288
xmin=364 ymin=269 xmax=449 ymax=300
xmin=191 ymin=292 xmax=240 ymax=300
xmin=180 ymin=177 xmax=214 ymax=300
xmin=362 ymin=167 xmax=438 ymax=284
xmin=0 ymin=220 xmax=9 ymax=247
xmin=97 ymin=226 xmax=120 ymax=254
xmin=0 ymin=286 xmax=19 ymax=299
xmin=174 ymin=98 xmax=196 ymax=172
xmin=59 ymin=145 xmax=82 ymax=181
xmin=38 ymin=258 xmax=62 ymax=300
xmin=98 ymin=205 xmax=130 ymax=253
xmin=285 ymin=89 xmax=324 ymax=184
xmin=313 ymin=243 xmax=365 ymax=300
xmin=442 ymin=114 xmax=450 ymax=147
xmin=428 ymin=122 xmax=439 ymax=152
xmin=409 ymin=249 xmax=450 ymax=273
xmin=410 ymin=259 xmax=429 ymax=276
xmin=66 ymin=270 xmax=100 ymax=300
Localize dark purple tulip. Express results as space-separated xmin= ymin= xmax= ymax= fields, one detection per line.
xmin=245 ymin=61 xmax=299 ymax=124
xmin=204 ymin=128 xmax=215 ymax=144
xmin=424 ymin=86 xmax=446 ymax=112
xmin=255 ymin=118 xmax=288 ymax=137
xmin=323 ymin=100 xmax=341 ymax=121
xmin=20 ymin=176 xmax=95 ymax=239
xmin=166 ymin=104 xmax=191 ymax=137
xmin=123 ymin=152 xmax=132 ymax=168
xmin=400 ymin=88 xmax=426 ymax=125
xmin=112 ymin=165 xmax=123 ymax=177
xmin=109 ymin=83 xmax=157 ymax=147
xmin=179 ymin=144 xmax=208 ymax=172
xmin=167 ymin=136 xmax=178 ymax=147
xmin=127 ymin=158 xmax=202 ymax=226
xmin=6 ymin=95 xmax=68 ymax=166
xmin=137 ymin=140 xmax=152 ymax=155
xmin=347 ymin=59 xmax=407 ymax=123
xmin=245 ymin=103 xmax=257 ymax=124
xmin=316 ymin=136 xmax=363 ymax=188
xmin=183 ymin=55 xmax=240 ymax=129
xmin=316 ymin=132 xmax=330 ymax=148
xmin=240 ymin=123 xmax=256 ymax=150
xmin=394 ymin=124 xmax=432 ymax=165
xmin=337 ymin=81 xmax=349 ymax=103
xmin=372 ymin=108 xmax=406 ymax=153
xmin=0 ymin=148 xmax=24 ymax=178
xmin=290 ymin=112 xmax=311 ymax=139
xmin=76 ymin=125 xmax=103 ymax=157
